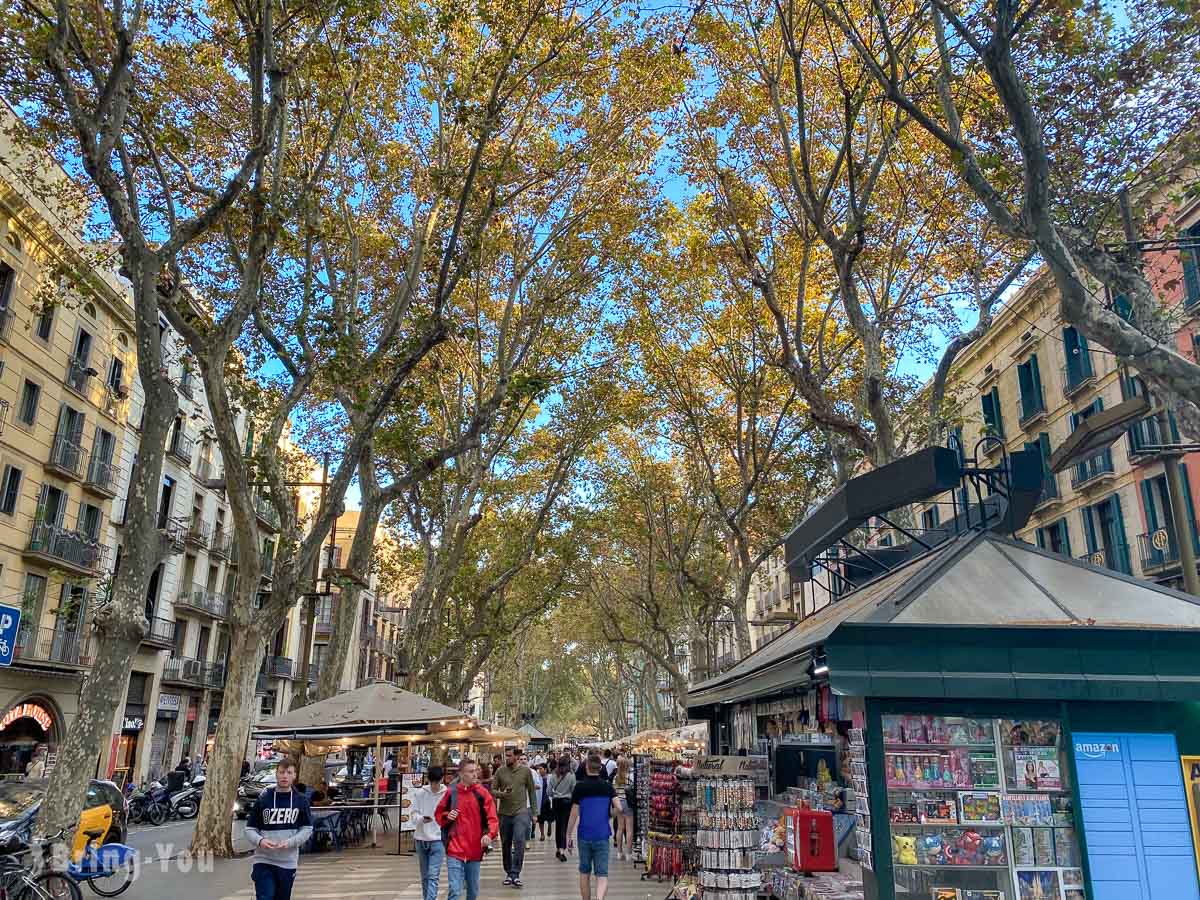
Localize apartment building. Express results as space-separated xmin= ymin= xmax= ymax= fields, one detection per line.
xmin=916 ymin=198 xmax=1200 ymax=590
xmin=0 ymin=123 xmax=136 ymax=780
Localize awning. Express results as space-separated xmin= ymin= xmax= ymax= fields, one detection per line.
xmin=253 ymin=682 xmax=469 ymax=740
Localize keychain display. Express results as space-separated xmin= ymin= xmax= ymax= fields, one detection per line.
xmin=643 ymin=759 xmax=697 ymax=883
xmin=694 ymin=775 xmax=762 ymax=899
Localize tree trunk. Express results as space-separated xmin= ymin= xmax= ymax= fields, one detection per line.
xmin=192 ymin=624 xmax=265 ymax=855
xmin=730 ymin=568 xmax=753 ymax=659
xmin=38 ymin=266 xmax=177 ymax=836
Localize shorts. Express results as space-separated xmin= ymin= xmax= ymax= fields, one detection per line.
xmin=619 ymin=797 xmax=634 ymax=818
xmin=578 ymin=838 xmax=610 ymax=877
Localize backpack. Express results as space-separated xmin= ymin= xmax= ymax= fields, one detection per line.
xmin=441 ymin=783 xmax=488 ymax=850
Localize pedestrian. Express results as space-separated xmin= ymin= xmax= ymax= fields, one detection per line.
xmin=535 ymin=764 xmax=553 ymax=841
xmin=244 ymin=758 xmax=314 ymax=900
xmin=479 ymin=762 xmax=493 ymax=794
xmin=493 ymin=745 xmax=538 ymax=888
xmin=435 ymin=759 xmax=499 ymax=900
xmin=550 ymin=756 xmax=576 ymax=861
xmin=601 ymin=749 xmax=617 ymax=781
xmin=175 ymin=756 xmax=192 ymax=780
xmin=529 ymin=763 xmax=544 ymax=841
xmin=567 ymin=753 xmax=620 ymax=900
xmin=613 ymin=758 xmax=634 ymax=861
xmin=413 ymin=766 xmax=449 ymax=900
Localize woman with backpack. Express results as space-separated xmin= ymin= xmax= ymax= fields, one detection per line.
xmin=548 ymin=756 xmax=576 ymax=861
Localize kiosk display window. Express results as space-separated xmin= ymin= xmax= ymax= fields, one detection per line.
xmin=884 ymin=714 xmax=1083 ymax=900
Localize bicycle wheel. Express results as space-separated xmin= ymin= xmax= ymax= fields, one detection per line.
xmin=84 ymin=857 xmax=134 ymax=898
xmin=17 ymin=872 xmax=83 ymax=900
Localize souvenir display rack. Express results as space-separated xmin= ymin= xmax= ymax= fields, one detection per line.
xmin=633 ymin=754 xmax=651 ymax=864
xmin=694 ymin=775 xmax=762 ymax=900
xmin=884 ymin=715 xmax=1084 ymax=900
xmin=643 ymin=759 xmax=696 ymax=883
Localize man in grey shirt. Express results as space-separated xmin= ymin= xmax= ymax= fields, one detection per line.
xmin=244 ymin=759 xmax=314 ymax=900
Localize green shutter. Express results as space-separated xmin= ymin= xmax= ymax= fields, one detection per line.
xmin=1183 ymin=226 xmax=1200 ymax=307
xmin=992 ymin=387 xmax=1004 ymax=437
xmin=1058 ymin=519 xmax=1072 ymax=556
xmin=1082 ymin=506 xmax=1098 ymax=554
xmin=1030 ymin=354 xmax=1043 ymax=406
xmin=1110 ymin=492 xmax=1130 ymax=573
xmin=1181 ymin=466 xmax=1199 ymax=546
xmin=1142 ymin=479 xmax=1159 ymax=532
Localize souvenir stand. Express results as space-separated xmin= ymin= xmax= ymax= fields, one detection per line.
xmin=643 ymin=758 xmax=697 ymax=884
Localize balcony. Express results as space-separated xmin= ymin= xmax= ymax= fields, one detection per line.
xmin=13 ymin=626 xmax=91 ymax=668
xmin=254 ymin=496 xmax=280 ymax=532
xmin=46 ymin=433 xmax=85 ymax=479
xmin=1138 ymin=528 xmax=1200 ymax=576
xmin=209 ymin=528 xmax=232 ymax=560
xmin=0 ymin=306 xmax=12 ymax=343
xmin=184 ymin=519 xmax=210 ymax=550
xmin=178 ymin=369 xmax=196 ymax=400
xmin=1061 ymin=361 xmax=1096 ymax=399
xmin=1127 ymin=414 xmax=1179 ymax=464
xmin=24 ymin=523 xmax=108 ymax=576
xmin=206 ymin=662 xmax=226 ymax=689
xmin=166 ymin=432 xmax=193 ymax=465
xmin=175 ymin=585 xmax=228 ymax=619
xmin=162 ymin=656 xmax=208 ymax=687
xmin=260 ymin=551 xmax=275 ymax=579
xmin=1018 ymin=395 xmax=1048 ymax=430
xmin=141 ymin=616 xmax=177 ymax=649
xmin=314 ymin=604 xmax=334 ymax=639
xmin=1077 ymin=541 xmax=1133 ymax=576
xmin=266 ymin=656 xmax=295 ymax=679
xmin=307 ymin=662 xmax=321 ymax=685
xmin=1071 ymin=450 xmax=1116 ymax=490
xmin=1034 ymin=472 xmax=1062 ymax=509
xmin=160 ymin=518 xmax=187 ymax=554
xmin=103 ymin=384 xmax=130 ymax=421
xmin=83 ymin=455 xmax=118 ymax=498
xmin=195 ymin=457 xmax=221 ymax=484
xmin=64 ymin=356 xmax=90 ymax=395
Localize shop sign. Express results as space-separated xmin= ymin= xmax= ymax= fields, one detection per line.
xmin=122 ymin=717 xmax=144 ymax=732
xmin=1073 ymin=739 xmax=1121 ymax=760
xmin=1182 ymin=756 xmax=1200 ymax=882
xmin=692 ymin=754 xmax=770 ymax=786
xmin=157 ymin=694 xmax=181 ymax=712
xmin=0 ymin=604 xmax=21 ymax=667
xmin=0 ymin=702 xmax=53 ymax=733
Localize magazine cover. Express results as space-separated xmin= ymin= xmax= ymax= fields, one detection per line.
xmin=1016 ymin=870 xmax=1060 ymax=900
xmin=1011 ymin=827 xmax=1035 ymax=866
xmin=1032 ymin=828 xmax=1055 ymax=866
xmin=1055 ymin=827 xmax=1080 ymax=867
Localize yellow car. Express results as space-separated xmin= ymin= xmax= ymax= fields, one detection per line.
xmin=0 ymin=779 xmax=126 ymax=860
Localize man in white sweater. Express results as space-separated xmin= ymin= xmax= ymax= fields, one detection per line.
xmin=412 ymin=766 xmax=449 ymax=900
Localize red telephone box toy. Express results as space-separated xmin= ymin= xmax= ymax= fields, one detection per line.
xmin=786 ymin=807 xmax=837 ymax=872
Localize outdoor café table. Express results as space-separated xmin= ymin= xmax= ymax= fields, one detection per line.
xmin=306 ymin=808 xmax=345 ymax=852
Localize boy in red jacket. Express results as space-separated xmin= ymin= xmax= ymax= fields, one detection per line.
xmin=435 ymin=759 xmax=499 ymax=900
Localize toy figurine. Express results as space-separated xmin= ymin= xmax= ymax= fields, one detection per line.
xmin=917 ymin=833 xmax=945 ymax=865
xmin=892 ymin=834 xmax=918 ymax=866
xmin=955 ymin=830 xmax=983 ymax=865
xmin=981 ymin=834 xmax=1006 ymax=866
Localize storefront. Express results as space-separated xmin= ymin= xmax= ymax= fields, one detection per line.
xmin=149 ymin=693 xmax=180 ymax=781
xmin=0 ymin=699 xmax=58 ymax=777
xmin=690 ymin=529 xmax=1200 ymax=900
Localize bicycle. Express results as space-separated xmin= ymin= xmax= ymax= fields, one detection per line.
xmin=0 ymin=829 xmax=82 ymax=900
xmin=66 ymin=829 xmax=136 ymax=897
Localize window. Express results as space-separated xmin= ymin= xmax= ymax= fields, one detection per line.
xmin=1035 ymin=518 xmax=1071 ymax=556
xmin=82 ymin=302 xmax=96 ymax=320
xmin=18 ymin=380 xmax=39 ymax=426
xmin=1016 ymin=355 xmax=1045 ymax=422
xmin=79 ymin=503 xmax=102 ymax=540
xmin=1062 ymin=326 xmax=1093 ymax=389
xmin=0 ymin=262 xmax=13 ymax=313
xmin=158 ymin=475 xmax=176 ymax=528
xmin=1182 ymin=222 xmax=1200 ymax=308
xmin=107 ymin=357 xmax=125 ymax=394
xmin=0 ymin=465 xmax=22 ymax=515
xmin=34 ymin=307 xmax=53 ymax=342
xmin=35 ymin=483 xmax=66 ymax=527
xmin=921 ymin=506 xmax=940 ymax=531
xmin=980 ymin=386 xmax=1004 ymax=438
xmin=1081 ymin=492 xmax=1131 ymax=574
xmin=73 ymin=328 xmax=92 ymax=365
xmin=21 ymin=573 xmax=46 ymax=631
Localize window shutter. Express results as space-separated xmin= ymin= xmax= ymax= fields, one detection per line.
xmin=1141 ymin=480 xmax=1159 ymax=532
xmin=1082 ymin=506 xmax=1098 ymax=554
xmin=1183 ymin=227 xmax=1200 ymax=307
xmin=1030 ymin=354 xmax=1043 ymax=406
xmin=1058 ymin=519 xmax=1072 ymax=556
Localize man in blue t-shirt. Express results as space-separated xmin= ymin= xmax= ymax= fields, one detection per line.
xmin=566 ymin=752 xmax=620 ymax=900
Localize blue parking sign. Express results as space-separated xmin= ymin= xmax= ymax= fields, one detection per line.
xmin=0 ymin=604 xmax=21 ymax=666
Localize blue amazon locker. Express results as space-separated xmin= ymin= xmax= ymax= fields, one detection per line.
xmin=1073 ymin=732 xmax=1200 ymax=900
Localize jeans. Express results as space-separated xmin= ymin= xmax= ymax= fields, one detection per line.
xmin=499 ymin=809 xmax=530 ymax=878
xmin=578 ymin=838 xmax=611 ymax=877
xmin=252 ymin=863 xmax=297 ymax=900
xmin=415 ymin=839 xmax=445 ymax=900
xmin=446 ymin=856 xmax=481 ymax=900
xmin=553 ymin=798 xmax=572 ymax=850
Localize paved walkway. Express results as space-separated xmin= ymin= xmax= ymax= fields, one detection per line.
xmin=216 ymin=834 xmax=668 ymax=899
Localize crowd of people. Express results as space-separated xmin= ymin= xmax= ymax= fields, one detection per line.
xmin=406 ymin=746 xmax=638 ymax=900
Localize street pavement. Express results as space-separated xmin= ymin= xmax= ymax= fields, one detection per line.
xmin=117 ymin=820 xmax=666 ymax=899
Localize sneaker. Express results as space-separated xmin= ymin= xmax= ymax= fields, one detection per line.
xmin=503 ymin=877 xmax=514 ymax=886
xmin=512 ymin=879 xmax=523 ymax=889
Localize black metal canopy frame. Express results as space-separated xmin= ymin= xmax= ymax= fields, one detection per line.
xmin=783 ymin=441 xmax=1044 ymax=609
